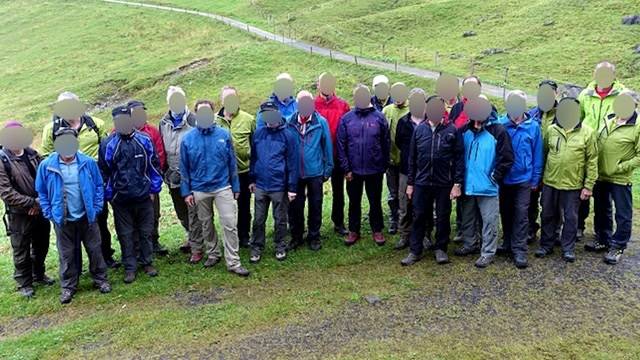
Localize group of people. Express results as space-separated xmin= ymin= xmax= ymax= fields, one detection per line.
xmin=1 ymin=61 xmax=638 ymax=304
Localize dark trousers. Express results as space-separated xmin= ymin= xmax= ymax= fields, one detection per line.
xmin=170 ymin=186 xmax=189 ymax=233
xmin=112 ymin=200 xmax=154 ymax=272
xmin=578 ymin=199 xmax=590 ymax=231
xmin=7 ymin=213 xmax=50 ymax=288
xmin=499 ymin=183 xmax=531 ymax=256
xmin=594 ymin=181 xmax=633 ymax=250
xmin=97 ymin=206 xmax=114 ymax=261
xmin=151 ymin=193 xmax=161 ymax=250
xmin=251 ymin=189 xmax=288 ymax=254
xmin=528 ymin=189 xmax=541 ymax=238
xmin=330 ymin=165 xmax=346 ymax=227
xmin=540 ymin=185 xmax=580 ymax=253
xmin=409 ymin=185 xmax=451 ymax=255
xmin=346 ymin=173 xmax=384 ymax=234
xmin=289 ymin=176 xmax=324 ymax=245
xmin=386 ymin=165 xmax=400 ymax=225
xmin=54 ymin=218 xmax=108 ymax=292
xmin=237 ymin=172 xmax=252 ymax=246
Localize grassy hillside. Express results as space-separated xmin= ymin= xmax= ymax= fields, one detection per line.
xmin=147 ymin=0 xmax=640 ymax=92
xmin=1 ymin=1 xmax=640 ymax=359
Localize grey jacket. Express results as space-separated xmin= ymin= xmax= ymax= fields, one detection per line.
xmin=159 ymin=111 xmax=197 ymax=188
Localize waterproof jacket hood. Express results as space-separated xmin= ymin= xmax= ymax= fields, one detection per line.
xmin=596 ymin=111 xmax=640 ymax=185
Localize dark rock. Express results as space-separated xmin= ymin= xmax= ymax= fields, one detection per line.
xmin=633 ymin=44 xmax=640 ymax=54
xmin=463 ymin=31 xmax=477 ymax=38
xmin=364 ymin=295 xmax=381 ymax=305
xmin=622 ymin=15 xmax=640 ymax=25
xmin=559 ymin=83 xmax=584 ymax=99
xmin=543 ymin=19 xmax=555 ymax=26
xmin=481 ymin=48 xmax=506 ymax=56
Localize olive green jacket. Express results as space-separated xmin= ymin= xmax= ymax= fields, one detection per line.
xmin=217 ymin=109 xmax=256 ymax=174
xmin=382 ymin=102 xmax=409 ymax=166
xmin=543 ymin=123 xmax=598 ymax=191
xmin=596 ymin=112 xmax=640 ymax=185
xmin=578 ymin=81 xmax=626 ymax=131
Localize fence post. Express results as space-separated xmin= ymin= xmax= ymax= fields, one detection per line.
xmin=330 ymin=49 xmax=333 ymax=61
xmin=503 ymin=67 xmax=510 ymax=100
xmin=382 ymin=43 xmax=385 ymax=57
xmin=310 ymin=46 xmax=313 ymax=55
xmin=354 ymin=55 xmax=358 ymax=65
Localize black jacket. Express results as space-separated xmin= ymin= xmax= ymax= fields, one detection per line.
xmin=407 ymin=121 xmax=465 ymax=188
xmin=396 ymin=114 xmax=420 ymax=175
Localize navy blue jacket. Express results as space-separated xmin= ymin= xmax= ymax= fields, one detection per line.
xmin=99 ymin=131 xmax=162 ymax=204
xmin=287 ymin=112 xmax=334 ymax=179
xmin=250 ymin=124 xmax=298 ymax=192
xmin=497 ymin=114 xmax=544 ymax=186
xmin=371 ymin=96 xmax=393 ymax=112
xmin=337 ymin=107 xmax=391 ymax=175
xmin=180 ymin=126 xmax=240 ymax=196
xmin=407 ymin=119 xmax=465 ymax=187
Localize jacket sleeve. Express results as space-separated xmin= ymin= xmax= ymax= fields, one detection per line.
xmin=255 ymin=110 xmax=265 ymax=130
xmin=227 ymin=137 xmax=240 ymax=194
xmin=617 ymin=127 xmax=640 ymax=174
xmin=90 ymin=160 xmax=104 ymax=216
xmin=152 ymin=129 xmax=167 ymax=172
xmin=40 ymin=124 xmax=54 ymax=157
xmin=490 ymin=124 xmax=514 ymax=183
xmin=531 ymin=124 xmax=544 ymax=186
xmin=380 ymin=115 xmax=391 ymax=170
xmin=0 ymin=158 xmax=37 ymax=209
xmin=97 ymin=138 xmax=111 ymax=186
xmin=179 ymin=139 xmax=192 ymax=197
xmin=583 ymin=129 xmax=598 ymax=191
xmin=249 ymin=132 xmax=257 ymax=184
xmin=321 ymin=119 xmax=334 ymax=178
xmin=336 ymin=117 xmax=351 ymax=173
xmin=454 ymin=128 xmax=465 ymax=185
xmin=35 ymin=162 xmax=52 ymax=220
xmin=145 ymin=138 xmax=163 ymax=195
xmin=285 ymin=131 xmax=298 ymax=192
xmin=407 ymin=128 xmax=418 ymax=186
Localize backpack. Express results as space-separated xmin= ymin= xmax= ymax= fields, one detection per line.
xmin=52 ymin=115 xmax=101 ymax=142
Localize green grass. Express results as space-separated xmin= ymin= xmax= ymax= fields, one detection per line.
xmin=1 ymin=1 xmax=640 ymax=359
xmin=145 ymin=0 xmax=640 ymax=93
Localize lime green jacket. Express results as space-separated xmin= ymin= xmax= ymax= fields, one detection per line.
xmin=40 ymin=116 xmax=108 ymax=159
xmin=596 ymin=112 xmax=640 ymax=185
xmin=578 ymin=81 xmax=626 ymax=131
xmin=543 ymin=123 xmax=598 ymax=191
xmin=382 ymin=102 xmax=409 ymax=166
xmin=217 ymin=109 xmax=255 ymax=174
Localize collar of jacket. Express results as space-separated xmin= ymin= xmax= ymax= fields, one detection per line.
xmin=46 ymin=152 xmax=89 ymax=173
xmin=292 ymin=112 xmax=321 ymax=128
xmin=3 ymin=147 xmax=37 ymax=160
xmin=162 ymin=111 xmax=190 ymax=129
xmin=506 ymin=112 xmax=533 ymax=128
xmin=270 ymin=94 xmax=294 ymax=106
xmin=317 ymin=93 xmax=336 ymax=105
xmin=355 ymin=106 xmax=377 ymax=116
xmin=197 ymin=125 xmax=217 ymax=135
xmin=583 ymin=81 xmax=624 ymax=98
xmin=217 ymin=107 xmax=240 ymax=122
xmin=606 ymin=111 xmax=638 ymax=126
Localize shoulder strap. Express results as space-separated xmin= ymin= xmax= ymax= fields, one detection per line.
xmin=83 ymin=115 xmax=102 ymax=142
xmin=0 ymin=149 xmax=12 ymax=179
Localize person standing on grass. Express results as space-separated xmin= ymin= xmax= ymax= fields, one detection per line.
xmin=591 ymin=92 xmax=640 ymax=265
xmin=99 ymin=106 xmax=162 ymax=284
xmin=41 ymin=91 xmax=117 ymax=269
xmin=159 ymin=86 xmax=202 ymax=255
xmin=127 ymin=100 xmax=169 ymax=257
xmin=536 ymin=97 xmax=598 ymax=263
xmin=400 ymin=95 xmax=464 ymax=266
xmin=314 ymin=72 xmax=351 ymax=236
xmin=497 ymin=91 xmax=544 ymax=269
xmin=577 ymin=61 xmax=627 ymax=241
xmin=454 ymin=97 xmax=513 ymax=268
xmin=287 ymin=91 xmax=333 ymax=252
xmin=180 ymin=100 xmax=249 ymax=277
xmin=249 ymin=101 xmax=298 ymax=263
xmin=256 ymin=73 xmax=298 ymax=128
xmin=526 ymin=80 xmax=559 ymax=244
xmin=337 ymin=84 xmax=391 ymax=247
xmin=0 ymin=120 xmax=54 ymax=298
xmin=216 ymin=86 xmax=256 ymax=248
xmin=36 ymin=128 xmax=111 ymax=304
xmin=371 ymin=75 xmax=393 ymax=112
xmin=382 ymin=83 xmax=410 ymax=236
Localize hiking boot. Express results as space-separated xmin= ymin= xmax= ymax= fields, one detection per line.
xmin=95 ymin=282 xmax=112 ymax=294
xmin=394 ymin=237 xmax=409 ymax=250
xmin=228 ymin=266 xmax=250 ymax=277
xmin=179 ymin=241 xmax=191 ymax=254
xmin=19 ymin=286 xmax=35 ymax=298
xmin=153 ymin=244 xmax=169 ymax=256
xmin=309 ymin=241 xmax=322 ymax=251
xmin=514 ymin=254 xmax=528 ymax=269
xmin=345 ymin=232 xmax=360 ymax=246
xmin=60 ymin=289 xmax=74 ymax=304
xmin=534 ymin=247 xmax=553 ymax=258
xmin=250 ymin=253 xmax=261 ymax=264
xmin=585 ymin=240 xmax=609 ymax=253
xmin=562 ymin=251 xmax=576 ymax=263
xmin=604 ymin=248 xmax=624 ymax=265
xmin=204 ymin=256 xmax=221 ymax=268
xmin=124 ymin=272 xmax=136 ymax=284
xmin=275 ymin=251 xmax=287 ymax=261
xmin=388 ymin=222 xmax=398 ymax=235
xmin=334 ymin=225 xmax=349 ymax=236
xmin=287 ymin=239 xmax=304 ymax=251
xmin=34 ymin=274 xmax=55 ymax=286
xmin=189 ymin=252 xmax=203 ymax=264
xmin=373 ymin=232 xmax=386 ymax=246
xmin=434 ymin=249 xmax=450 ymax=264
xmin=144 ymin=265 xmax=158 ymax=277
xmin=474 ymin=255 xmax=495 ymax=268
xmin=105 ymin=257 xmax=121 ymax=269
xmin=400 ymin=252 xmax=423 ymax=266
xmin=454 ymin=245 xmax=479 ymax=257
xmin=452 ymin=231 xmax=463 ymax=243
